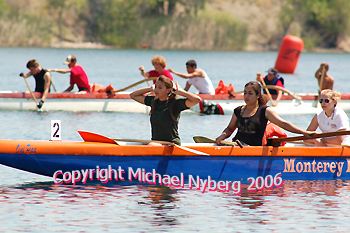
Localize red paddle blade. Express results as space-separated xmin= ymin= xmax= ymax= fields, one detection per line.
xmin=77 ymin=130 xmax=119 ymax=145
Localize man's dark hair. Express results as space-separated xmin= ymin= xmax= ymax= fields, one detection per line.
xmin=26 ymin=59 xmax=39 ymax=69
xmin=186 ymin=60 xmax=197 ymax=68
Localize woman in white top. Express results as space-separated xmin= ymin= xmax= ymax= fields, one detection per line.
xmin=306 ymin=89 xmax=349 ymax=146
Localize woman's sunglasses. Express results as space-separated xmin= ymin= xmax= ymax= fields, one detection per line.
xmin=319 ymin=98 xmax=331 ymax=103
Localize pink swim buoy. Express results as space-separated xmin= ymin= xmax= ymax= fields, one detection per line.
xmin=274 ymin=35 xmax=303 ymax=74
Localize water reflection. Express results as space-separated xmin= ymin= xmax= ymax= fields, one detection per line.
xmin=0 ymin=180 xmax=350 ymax=232
xmin=138 ymin=185 xmax=178 ymax=226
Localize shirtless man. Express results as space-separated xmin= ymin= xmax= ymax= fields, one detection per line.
xmin=168 ymin=60 xmax=215 ymax=94
xmin=315 ymin=62 xmax=334 ymax=91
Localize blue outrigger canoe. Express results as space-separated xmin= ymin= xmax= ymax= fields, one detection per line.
xmin=0 ymin=131 xmax=350 ymax=193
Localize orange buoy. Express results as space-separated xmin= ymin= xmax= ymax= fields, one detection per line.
xmin=274 ymin=35 xmax=303 ymax=74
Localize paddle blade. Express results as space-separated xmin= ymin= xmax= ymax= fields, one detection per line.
xmin=78 ymin=131 xmax=119 ymax=145
xmin=193 ymin=136 xmax=216 ymax=143
xmin=193 ymin=136 xmax=242 ymax=147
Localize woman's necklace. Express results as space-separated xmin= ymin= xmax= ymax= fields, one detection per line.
xmin=242 ymin=105 xmax=259 ymax=117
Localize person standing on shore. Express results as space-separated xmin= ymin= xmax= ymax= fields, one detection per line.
xmin=168 ymin=59 xmax=215 ymax=94
xmin=139 ymin=55 xmax=173 ymax=84
xmin=315 ymin=62 xmax=334 ymax=91
xmin=20 ymin=59 xmax=51 ymax=109
xmin=48 ymin=55 xmax=90 ymax=93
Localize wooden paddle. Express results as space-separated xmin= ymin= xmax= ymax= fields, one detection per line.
xmin=113 ymin=137 xmax=209 ymax=156
xmin=50 ymin=79 xmax=57 ymax=92
xmin=315 ymin=66 xmax=326 ymax=107
xmin=260 ymin=78 xmax=275 ymax=106
xmin=264 ymin=85 xmax=302 ymax=100
xmin=22 ymin=75 xmax=39 ymax=105
xmin=112 ymin=77 xmax=157 ymax=93
xmin=193 ymin=136 xmax=243 ymax=148
xmin=268 ymin=130 xmax=350 ymax=146
xmin=228 ymin=86 xmax=300 ymax=101
xmin=141 ymin=69 xmax=150 ymax=87
xmin=286 ymin=141 xmax=348 ymax=148
xmin=78 ymin=131 xmax=209 ymax=156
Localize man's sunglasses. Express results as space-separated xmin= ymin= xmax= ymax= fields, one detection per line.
xmin=319 ymin=98 xmax=331 ymax=103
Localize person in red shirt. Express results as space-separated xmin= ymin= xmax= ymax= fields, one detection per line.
xmin=256 ymin=68 xmax=284 ymax=106
xmin=139 ymin=55 xmax=173 ymax=84
xmin=48 ymin=55 xmax=90 ymax=93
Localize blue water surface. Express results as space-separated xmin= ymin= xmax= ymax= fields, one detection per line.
xmin=0 ymin=48 xmax=350 ymax=232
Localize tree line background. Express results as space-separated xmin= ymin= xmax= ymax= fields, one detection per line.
xmin=1 ymin=0 xmax=350 ymax=51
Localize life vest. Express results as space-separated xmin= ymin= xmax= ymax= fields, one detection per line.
xmin=262 ymin=122 xmax=287 ymax=146
xmin=263 ymin=75 xmax=284 ymax=95
xmin=215 ymin=80 xmax=235 ymax=95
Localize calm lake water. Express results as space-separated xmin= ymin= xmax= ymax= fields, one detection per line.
xmin=1 ymin=48 xmax=350 ymax=232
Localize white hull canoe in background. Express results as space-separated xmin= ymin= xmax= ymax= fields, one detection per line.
xmin=192 ymin=98 xmax=324 ymax=115
xmin=0 ymin=92 xmax=151 ymax=113
xmin=1 ymin=91 xmax=350 ymax=115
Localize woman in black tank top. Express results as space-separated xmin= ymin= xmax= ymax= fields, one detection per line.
xmin=216 ymin=81 xmax=314 ymax=146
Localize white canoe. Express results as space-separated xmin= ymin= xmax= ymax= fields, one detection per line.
xmin=1 ymin=91 xmax=350 ymax=115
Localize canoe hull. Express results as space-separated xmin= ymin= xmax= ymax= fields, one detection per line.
xmin=1 ymin=92 xmax=350 ymax=115
xmin=1 ymin=139 xmax=350 ymax=185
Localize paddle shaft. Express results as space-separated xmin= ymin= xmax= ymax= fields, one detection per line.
xmin=270 ymin=130 xmax=350 ymax=143
xmin=141 ymin=70 xmax=151 ymax=87
xmin=113 ymin=138 xmax=174 ymax=145
xmin=264 ymin=85 xmax=301 ymax=100
xmin=286 ymin=141 xmax=346 ymax=147
xmin=113 ymin=77 xmax=157 ymax=93
xmin=224 ymin=86 xmax=300 ymax=100
xmin=78 ymin=132 xmax=208 ymax=155
xmin=261 ymin=79 xmax=274 ymax=104
xmin=51 ymin=79 xmax=57 ymax=92
xmin=24 ymin=77 xmax=39 ymax=104
xmin=315 ymin=66 xmax=326 ymax=107
xmin=113 ymin=138 xmax=209 ymax=156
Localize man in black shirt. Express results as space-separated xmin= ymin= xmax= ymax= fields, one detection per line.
xmin=20 ymin=59 xmax=51 ymax=109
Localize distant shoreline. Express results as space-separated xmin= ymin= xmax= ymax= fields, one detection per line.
xmin=51 ymin=41 xmax=116 ymax=49
xmin=51 ymin=42 xmax=349 ymax=53
xmin=1 ymin=41 xmax=347 ymax=53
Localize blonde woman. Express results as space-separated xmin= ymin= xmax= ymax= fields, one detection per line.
xmin=139 ymin=55 xmax=173 ymax=84
xmin=306 ymin=89 xmax=349 ymax=146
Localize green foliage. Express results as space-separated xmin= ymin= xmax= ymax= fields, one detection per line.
xmin=0 ymin=0 xmax=52 ymax=47
xmin=0 ymin=0 xmax=9 ymax=14
xmin=282 ymin=0 xmax=350 ymax=48
xmin=138 ymin=10 xmax=247 ymax=50
xmin=91 ymin=0 xmax=141 ymax=47
xmin=1 ymin=0 xmax=350 ymax=49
